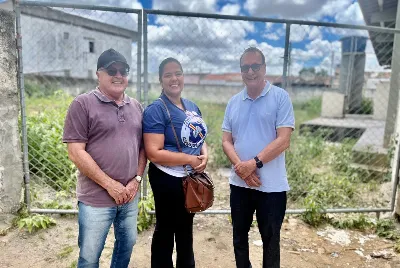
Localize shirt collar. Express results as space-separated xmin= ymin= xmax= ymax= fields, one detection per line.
xmin=93 ymin=87 xmax=131 ymax=104
xmin=242 ymin=81 xmax=272 ymax=101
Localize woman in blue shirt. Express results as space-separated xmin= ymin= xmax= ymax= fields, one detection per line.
xmin=143 ymin=57 xmax=208 ymax=268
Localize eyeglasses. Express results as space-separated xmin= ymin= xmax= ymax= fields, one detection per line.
xmin=101 ymin=67 xmax=129 ymax=77
xmin=240 ymin=63 xmax=263 ymax=73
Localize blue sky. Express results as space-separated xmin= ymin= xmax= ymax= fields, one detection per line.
xmin=35 ymin=0 xmax=385 ymax=74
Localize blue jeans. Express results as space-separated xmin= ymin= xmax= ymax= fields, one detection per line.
xmin=230 ymin=185 xmax=287 ymax=268
xmin=77 ymin=195 xmax=139 ymax=268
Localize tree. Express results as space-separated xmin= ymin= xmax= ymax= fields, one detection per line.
xmin=299 ymin=67 xmax=316 ymax=76
xmin=316 ymin=69 xmax=328 ymax=77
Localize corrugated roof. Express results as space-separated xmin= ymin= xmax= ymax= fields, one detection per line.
xmin=358 ymin=0 xmax=398 ymax=67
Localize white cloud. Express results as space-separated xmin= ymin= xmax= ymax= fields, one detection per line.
xmin=325 ymin=2 xmax=367 ymax=40
xmin=290 ymin=25 xmax=310 ymax=42
xmin=146 ymin=17 xmax=287 ymax=75
xmin=37 ymin=0 xmax=142 ymax=31
xmin=365 ymin=40 xmax=386 ymax=71
xmin=334 ymin=2 xmax=364 ymax=25
xmin=257 ymin=42 xmax=285 ymax=75
xmin=289 ymin=39 xmax=341 ymax=74
xmin=35 ymin=0 xmax=142 ymax=9
xmin=153 ymin=0 xmax=218 ymax=13
xmin=220 ymin=4 xmax=241 ymax=15
xmin=308 ymin=26 xmax=322 ymax=40
xmin=266 ymin=22 xmax=274 ymax=30
xmin=265 ymin=24 xmax=321 ymax=43
xmin=306 ymin=39 xmax=337 ymax=57
xmin=34 ymin=0 xmax=385 ymax=76
xmin=244 ymin=0 xmax=362 ymax=24
xmin=147 ymin=16 xmax=256 ymax=73
xmin=316 ymin=0 xmax=353 ymax=19
xmin=263 ymin=33 xmax=280 ymax=40
xmin=244 ymin=0 xmax=329 ymax=18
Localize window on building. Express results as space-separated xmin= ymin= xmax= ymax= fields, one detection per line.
xmin=63 ymin=32 xmax=69 ymax=39
xmin=89 ymin=41 xmax=95 ymax=53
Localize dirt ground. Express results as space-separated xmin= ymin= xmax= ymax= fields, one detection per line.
xmin=1 ymin=169 xmax=400 ymax=268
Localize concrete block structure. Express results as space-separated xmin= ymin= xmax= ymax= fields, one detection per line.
xmin=0 ymin=6 xmax=23 ymax=214
xmin=321 ymin=91 xmax=345 ymax=118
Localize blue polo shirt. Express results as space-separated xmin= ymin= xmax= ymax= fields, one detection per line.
xmin=143 ymin=94 xmax=207 ymax=177
xmin=222 ymin=82 xmax=295 ymax=192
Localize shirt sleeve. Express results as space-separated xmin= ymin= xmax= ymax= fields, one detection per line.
xmin=276 ymin=91 xmax=295 ymax=129
xmin=143 ymin=103 xmax=167 ymax=134
xmin=222 ymin=100 xmax=232 ymax=133
xmin=63 ymin=99 xmax=89 ymax=143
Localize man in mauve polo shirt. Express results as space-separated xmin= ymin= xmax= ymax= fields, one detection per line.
xmin=63 ymin=48 xmax=146 ymax=268
xmin=222 ymin=47 xmax=295 ymax=268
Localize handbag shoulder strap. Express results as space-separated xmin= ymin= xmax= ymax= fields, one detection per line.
xmin=158 ymin=97 xmax=189 ymax=174
xmin=158 ymin=97 xmax=182 ymax=152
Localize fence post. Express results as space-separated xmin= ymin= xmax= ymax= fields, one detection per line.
xmin=136 ymin=10 xmax=142 ymax=104
xmin=282 ymin=23 xmax=291 ymax=90
xmin=392 ymin=75 xmax=400 ymax=217
xmin=142 ymin=10 xmax=149 ymax=199
xmin=384 ymin=2 xmax=400 ymax=147
xmin=0 ymin=1 xmax=24 ymax=217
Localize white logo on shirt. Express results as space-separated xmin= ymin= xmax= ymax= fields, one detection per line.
xmin=181 ymin=111 xmax=207 ymax=148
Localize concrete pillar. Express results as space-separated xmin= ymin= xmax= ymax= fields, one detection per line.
xmin=373 ymin=80 xmax=391 ymax=120
xmin=384 ymin=2 xmax=400 ymax=147
xmin=338 ymin=36 xmax=367 ymax=114
xmin=321 ymin=91 xmax=345 ymax=118
xmin=0 ymin=3 xmax=23 ymax=214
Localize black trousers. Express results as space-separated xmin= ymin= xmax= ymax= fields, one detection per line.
xmin=149 ymin=162 xmax=195 ymax=268
xmin=230 ymin=184 xmax=287 ymax=268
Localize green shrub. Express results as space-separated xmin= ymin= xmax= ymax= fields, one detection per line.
xmin=359 ymin=98 xmax=373 ymax=115
xmin=197 ymin=102 xmax=231 ymax=168
xmin=137 ymin=190 xmax=155 ymax=232
xmin=25 ymin=80 xmax=60 ymax=98
xmin=17 ymin=214 xmax=56 ymax=233
xmin=376 ymin=219 xmax=400 ymax=240
xmin=301 ymin=196 xmax=329 ymax=227
xmin=26 ymin=91 xmax=76 ymax=192
xmin=331 ymin=214 xmax=375 ymax=231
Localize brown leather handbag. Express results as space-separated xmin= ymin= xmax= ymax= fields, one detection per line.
xmin=159 ymin=98 xmax=214 ymax=213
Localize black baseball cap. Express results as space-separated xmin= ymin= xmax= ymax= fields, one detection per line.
xmin=97 ymin=48 xmax=129 ymax=70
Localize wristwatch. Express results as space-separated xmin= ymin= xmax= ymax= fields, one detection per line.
xmin=135 ymin=175 xmax=142 ymax=183
xmin=254 ymin=156 xmax=263 ymax=169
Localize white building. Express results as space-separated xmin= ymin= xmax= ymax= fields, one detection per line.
xmin=20 ymin=6 xmax=138 ymax=80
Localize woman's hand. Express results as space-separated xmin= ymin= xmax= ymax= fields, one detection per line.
xmin=193 ymin=155 xmax=208 ymax=173
xmin=189 ymin=155 xmax=202 ymax=170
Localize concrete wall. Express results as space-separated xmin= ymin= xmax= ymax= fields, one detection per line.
xmin=37 ymin=77 xmax=329 ymax=104
xmin=148 ymin=83 xmax=328 ymax=104
xmin=0 ymin=8 xmax=23 ymax=213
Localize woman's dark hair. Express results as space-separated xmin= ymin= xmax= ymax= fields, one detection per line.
xmin=158 ymin=57 xmax=183 ymax=82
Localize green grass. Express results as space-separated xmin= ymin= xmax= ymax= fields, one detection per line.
xmin=57 ymin=246 xmax=74 ymax=259
xmin=25 ymin=92 xmax=390 ymax=233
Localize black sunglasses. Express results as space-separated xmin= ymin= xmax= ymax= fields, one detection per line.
xmin=240 ymin=63 xmax=263 ymax=73
xmin=101 ymin=67 xmax=129 ymax=77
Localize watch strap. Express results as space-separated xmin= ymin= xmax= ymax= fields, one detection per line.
xmin=254 ymin=156 xmax=263 ymax=168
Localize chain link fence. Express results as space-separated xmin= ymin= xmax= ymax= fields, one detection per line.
xmin=18 ymin=3 xmax=141 ymax=211
xmin=17 ymin=2 xmax=400 ymax=215
xmin=143 ymin=11 xmax=400 ymax=214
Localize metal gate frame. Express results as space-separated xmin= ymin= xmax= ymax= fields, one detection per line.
xmin=16 ymin=1 xmax=400 ymax=216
